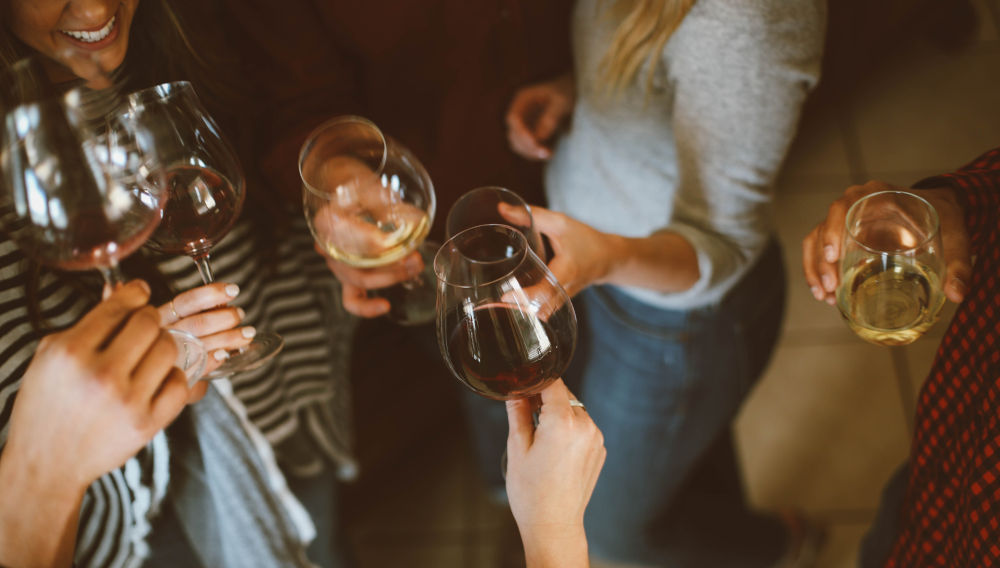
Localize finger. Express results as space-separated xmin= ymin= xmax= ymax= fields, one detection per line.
xmin=506 ymin=397 xmax=536 ymax=454
xmin=538 ymin=378 xmax=573 ymax=420
xmin=186 ymin=380 xmax=209 ymax=404
xmin=818 ymin=198 xmax=850 ymax=295
xmin=148 ymin=368 xmax=190 ymax=433
xmin=497 ymin=202 xmax=533 ymax=227
xmin=801 ymin=226 xmax=828 ymax=302
xmin=159 ymin=283 xmax=240 ymax=325
xmin=342 ymin=283 xmax=390 ymax=318
xmin=72 ymin=280 xmax=152 ymax=350
xmin=130 ymin=329 xmax=180 ymax=404
xmin=195 ymin=326 xmax=255 ymax=354
xmin=100 ymin=305 xmax=164 ymax=376
xmin=942 ymin=236 xmax=973 ymax=303
xmin=505 ymin=96 xmax=551 ymax=160
xmin=327 ymin=252 xmax=423 ymax=290
xmin=169 ymin=306 xmax=245 ymax=338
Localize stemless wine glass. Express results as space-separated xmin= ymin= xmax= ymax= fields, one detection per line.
xmin=122 ymin=81 xmax=283 ymax=377
xmin=434 ymin=224 xmax=576 ymax=400
xmin=446 ymin=186 xmax=546 ymax=260
xmin=836 ymin=190 xmax=945 ymax=346
xmin=299 ymin=115 xmax=437 ymax=325
xmin=0 ymin=70 xmax=206 ymax=381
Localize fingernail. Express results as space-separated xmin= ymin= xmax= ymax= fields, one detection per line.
xmin=823 ymin=245 xmax=837 ymax=263
xmin=951 ymin=277 xmax=968 ymax=297
xmin=821 ymin=274 xmax=836 ymax=292
xmin=213 ymin=349 xmax=230 ymax=361
xmin=225 ymin=284 xmax=240 ymax=297
xmin=236 ymin=307 xmax=246 ymax=320
xmin=135 ymin=279 xmax=151 ymax=296
xmin=825 ymin=296 xmax=836 ymax=306
xmin=241 ymin=326 xmax=257 ymax=339
xmin=811 ymin=286 xmax=825 ymax=301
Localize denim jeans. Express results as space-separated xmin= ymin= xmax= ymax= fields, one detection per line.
xmin=462 ymin=239 xmax=788 ymax=566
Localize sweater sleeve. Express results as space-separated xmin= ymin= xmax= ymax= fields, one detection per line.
xmin=664 ymin=0 xmax=826 ymax=298
xmin=912 ymin=147 xmax=1000 ymax=252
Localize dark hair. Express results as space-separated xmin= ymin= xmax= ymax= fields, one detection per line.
xmin=2 ymin=0 xmax=279 ymax=329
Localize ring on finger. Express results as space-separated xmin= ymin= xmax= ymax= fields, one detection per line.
xmin=169 ymin=300 xmax=182 ymax=322
xmin=569 ymin=399 xmax=586 ymax=411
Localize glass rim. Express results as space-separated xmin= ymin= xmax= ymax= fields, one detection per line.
xmin=844 ymin=190 xmax=940 ymax=254
xmin=125 ymin=80 xmax=197 ymax=108
xmin=434 ymin=224 xmax=532 ymax=289
xmin=298 ymin=115 xmax=388 ymax=201
xmin=446 ymin=185 xmax=536 ymax=239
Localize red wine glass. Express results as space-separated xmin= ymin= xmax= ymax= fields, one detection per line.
xmin=445 ymin=186 xmax=546 ymax=260
xmin=433 ymin=224 xmax=576 ymax=400
xmin=122 ymin=81 xmax=283 ymax=378
xmin=299 ymin=115 xmax=437 ymax=325
xmin=0 ymin=64 xmax=206 ymax=381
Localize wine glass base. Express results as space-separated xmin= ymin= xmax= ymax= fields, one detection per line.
xmin=204 ymin=331 xmax=285 ymax=380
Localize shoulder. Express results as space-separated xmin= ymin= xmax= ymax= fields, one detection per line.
xmin=677 ymin=0 xmax=826 ymax=56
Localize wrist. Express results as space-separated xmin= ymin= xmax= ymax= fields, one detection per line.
xmin=520 ymin=523 xmax=589 ymax=568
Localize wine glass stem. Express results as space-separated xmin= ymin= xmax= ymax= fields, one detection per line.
xmin=193 ymin=254 xmax=215 ymax=284
xmin=98 ymin=263 xmax=125 ymax=289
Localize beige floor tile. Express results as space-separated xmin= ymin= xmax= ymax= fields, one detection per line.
xmin=814 ymin=521 xmax=874 ymax=568
xmin=848 ymin=43 xmax=1000 ymax=176
xmin=735 ymin=341 xmax=910 ymax=514
xmin=773 ymin=186 xmax=864 ymax=340
xmin=780 ymin=100 xmax=854 ymax=183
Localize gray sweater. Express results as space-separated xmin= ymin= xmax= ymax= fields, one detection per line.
xmin=546 ymin=0 xmax=826 ymax=309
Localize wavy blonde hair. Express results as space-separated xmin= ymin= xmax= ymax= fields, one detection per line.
xmin=599 ymin=0 xmax=697 ymax=94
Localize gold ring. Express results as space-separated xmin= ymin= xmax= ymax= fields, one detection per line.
xmin=169 ymin=300 xmax=181 ymax=322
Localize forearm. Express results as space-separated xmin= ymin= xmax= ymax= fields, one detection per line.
xmin=599 ymin=231 xmax=699 ymax=293
xmin=521 ymin=525 xmax=590 ymax=568
xmin=0 ymin=449 xmax=84 ymax=568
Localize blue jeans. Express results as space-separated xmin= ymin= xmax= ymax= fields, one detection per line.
xmin=462 ymin=239 xmax=788 ymax=566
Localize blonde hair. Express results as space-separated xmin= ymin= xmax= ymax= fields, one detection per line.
xmin=599 ymin=0 xmax=697 ymax=95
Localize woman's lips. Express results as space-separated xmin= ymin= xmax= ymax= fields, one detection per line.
xmin=58 ymin=14 xmax=119 ymax=50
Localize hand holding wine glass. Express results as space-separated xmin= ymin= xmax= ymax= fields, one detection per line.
xmin=300 ymin=116 xmax=437 ymax=325
xmin=122 ymin=81 xmax=284 ymax=377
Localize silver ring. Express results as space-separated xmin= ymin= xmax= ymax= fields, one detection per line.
xmin=169 ymin=300 xmax=181 ymax=322
xmin=569 ymin=399 xmax=586 ymax=411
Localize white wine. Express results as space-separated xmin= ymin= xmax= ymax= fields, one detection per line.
xmin=316 ymin=208 xmax=430 ymax=268
xmin=837 ymin=257 xmax=944 ymax=346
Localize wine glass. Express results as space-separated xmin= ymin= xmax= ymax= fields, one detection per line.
xmin=122 ymin=81 xmax=284 ymax=378
xmin=434 ymin=224 xmax=576 ymax=400
xmin=0 ymin=64 xmax=207 ymax=381
xmin=299 ymin=115 xmax=437 ymax=325
xmin=836 ymin=190 xmax=945 ymax=346
xmin=446 ymin=185 xmax=546 ymax=260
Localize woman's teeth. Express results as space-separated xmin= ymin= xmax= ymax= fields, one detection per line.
xmin=60 ymin=16 xmax=116 ymax=43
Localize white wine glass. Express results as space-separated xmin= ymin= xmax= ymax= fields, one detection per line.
xmin=836 ymin=190 xmax=945 ymax=346
xmin=299 ymin=115 xmax=437 ymax=325
xmin=123 ymin=81 xmax=284 ymax=378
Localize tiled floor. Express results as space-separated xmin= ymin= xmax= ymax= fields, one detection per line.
xmin=340 ymin=4 xmax=1000 ymax=566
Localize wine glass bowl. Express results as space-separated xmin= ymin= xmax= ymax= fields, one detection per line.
xmin=836 ymin=190 xmax=945 ymax=346
xmin=434 ymin=224 xmax=576 ymax=400
xmin=446 ymin=185 xmax=545 ymax=260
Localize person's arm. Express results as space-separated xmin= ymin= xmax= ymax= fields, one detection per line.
xmin=0 ymin=281 xmax=191 ymax=567
xmin=912 ymin=147 xmax=1000 ymax=248
xmin=505 ymin=380 xmax=605 ymax=568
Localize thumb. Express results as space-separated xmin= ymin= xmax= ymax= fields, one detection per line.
xmin=939 ymin=209 xmax=972 ymax=304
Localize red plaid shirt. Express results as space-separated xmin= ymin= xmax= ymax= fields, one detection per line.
xmin=886 ymin=147 xmax=1000 ymax=567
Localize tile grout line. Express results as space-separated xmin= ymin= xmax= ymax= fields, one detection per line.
xmin=889 ymin=347 xmax=916 ymax=436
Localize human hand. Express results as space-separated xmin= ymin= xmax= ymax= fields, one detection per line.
xmin=505 ymin=74 xmax=575 ymax=161
xmin=501 ymin=203 xmax=616 ymax=298
xmin=505 ymin=379 xmax=605 ymax=567
xmin=158 ymin=282 xmax=249 ymax=397
xmin=317 ymin=247 xmax=425 ymax=318
xmin=802 ymin=180 xmax=971 ymax=305
xmin=3 ymin=280 xmax=191 ymax=494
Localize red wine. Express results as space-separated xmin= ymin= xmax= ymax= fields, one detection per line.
xmin=446 ymin=303 xmax=571 ymax=399
xmin=40 ymin=208 xmax=159 ymax=271
xmin=146 ymin=165 xmax=244 ymax=257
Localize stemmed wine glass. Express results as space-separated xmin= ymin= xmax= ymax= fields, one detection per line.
xmin=446 ymin=185 xmax=546 ymax=260
xmin=434 ymin=224 xmax=576 ymax=399
xmin=0 ymin=61 xmax=207 ymax=381
xmin=121 ymin=81 xmax=284 ymax=378
xmin=299 ymin=115 xmax=437 ymax=325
